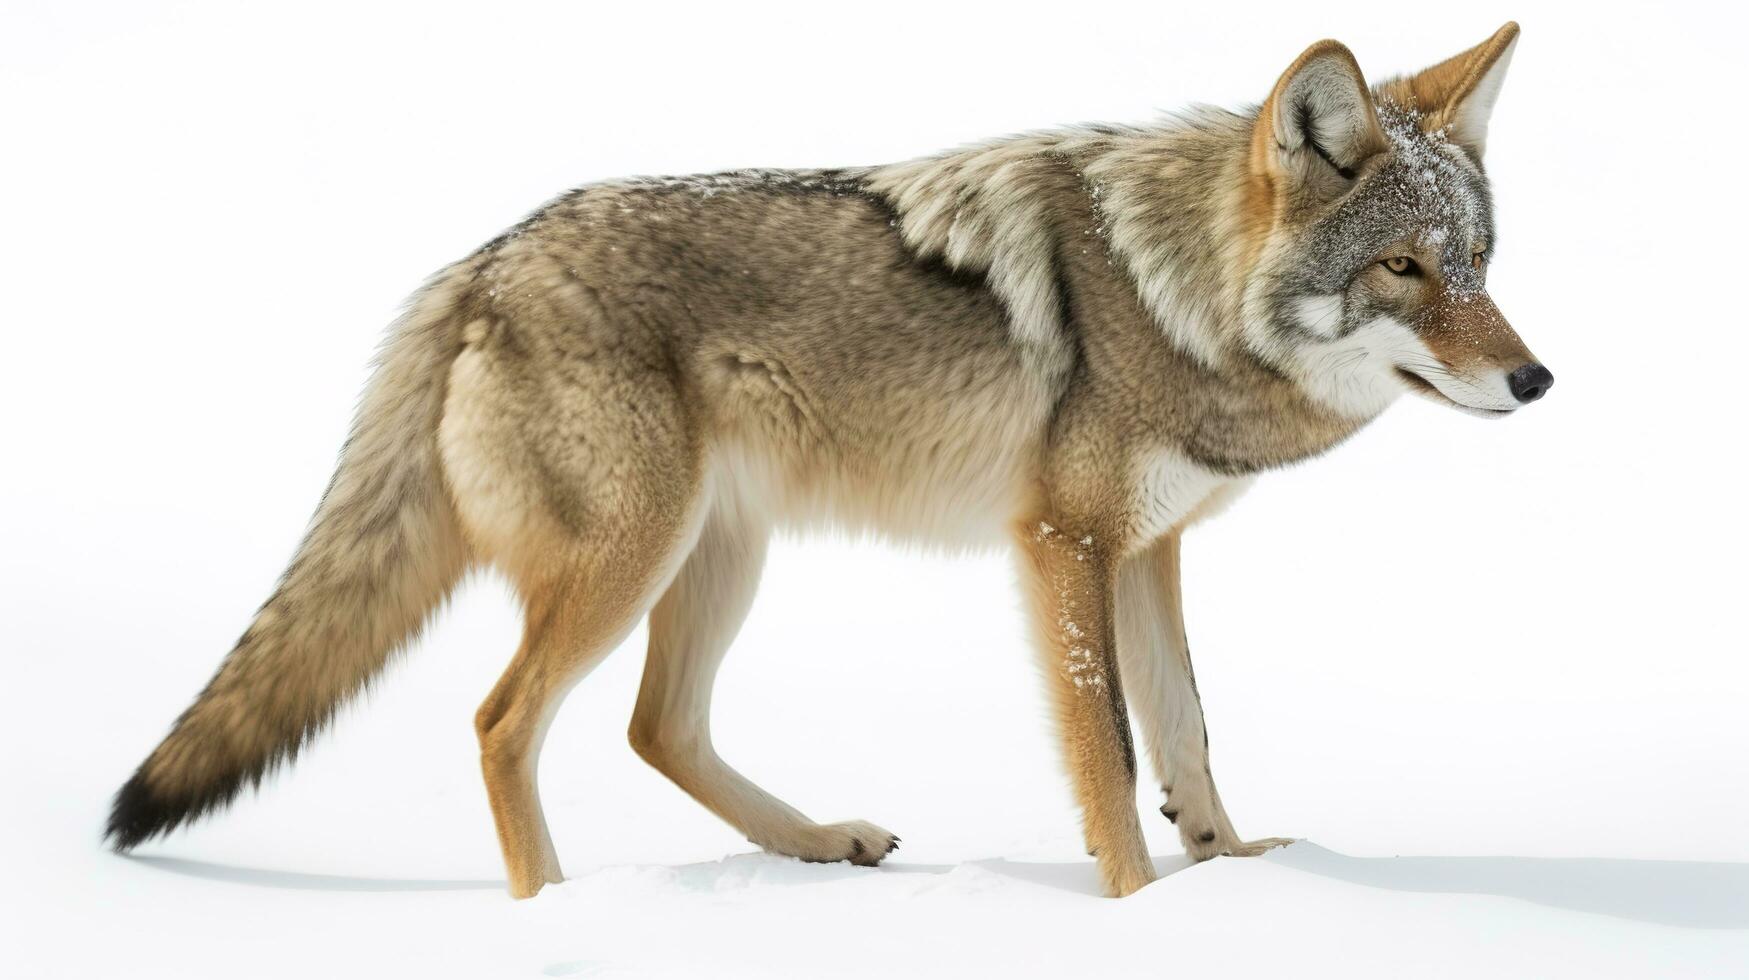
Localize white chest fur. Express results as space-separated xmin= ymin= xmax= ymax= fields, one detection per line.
xmin=1128 ymin=449 xmax=1243 ymax=547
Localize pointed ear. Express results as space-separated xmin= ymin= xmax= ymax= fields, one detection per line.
xmin=1253 ymin=40 xmax=1387 ymax=200
xmin=1379 ymin=22 xmax=1520 ymax=162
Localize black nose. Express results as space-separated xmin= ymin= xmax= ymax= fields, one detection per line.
xmin=1507 ymin=363 xmax=1554 ymax=403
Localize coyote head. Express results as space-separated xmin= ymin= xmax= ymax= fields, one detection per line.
xmin=1241 ymin=23 xmax=1550 ymax=419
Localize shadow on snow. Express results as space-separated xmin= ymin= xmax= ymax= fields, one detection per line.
xmin=124 ymin=841 xmax=1749 ymax=928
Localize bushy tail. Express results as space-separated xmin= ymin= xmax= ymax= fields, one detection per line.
xmin=107 ymin=271 xmax=477 ymax=850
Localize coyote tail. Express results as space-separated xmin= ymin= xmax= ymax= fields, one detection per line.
xmin=106 ymin=269 xmax=476 ymax=850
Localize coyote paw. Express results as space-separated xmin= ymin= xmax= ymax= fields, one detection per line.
xmin=1220 ymin=836 xmax=1296 ymax=858
xmin=1180 ymin=828 xmax=1295 ymax=862
xmin=1164 ymin=804 xmax=1294 ymax=861
xmin=776 ymin=820 xmax=900 ymax=867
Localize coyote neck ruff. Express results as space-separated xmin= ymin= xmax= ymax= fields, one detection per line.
xmin=109 ymin=24 xmax=1549 ymax=900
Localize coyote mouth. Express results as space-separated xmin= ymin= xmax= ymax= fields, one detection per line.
xmin=1395 ymin=368 xmax=1515 ymax=418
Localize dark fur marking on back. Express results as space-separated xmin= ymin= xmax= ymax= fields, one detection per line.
xmin=856 ymin=185 xmax=996 ymax=296
xmin=908 ymin=249 xmax=995 ymax=293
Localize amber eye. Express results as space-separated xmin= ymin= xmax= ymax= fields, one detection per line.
xmin=1382 ymin=256 xmax=1418 ymax=275
xmin=1472 ymin=251 xmax=1487 ymax=270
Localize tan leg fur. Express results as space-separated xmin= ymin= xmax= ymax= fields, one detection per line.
xmin=629 ymin=500 xmax=897 ymax=866
xmin=1016 ymin=518 xmax=1154 ymax=898
xmin=1116 ymin=533 xmax=1293 ymax=861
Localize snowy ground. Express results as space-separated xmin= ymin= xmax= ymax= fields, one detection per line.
xmin=4 ymin=2 xmax=1747 ymax=977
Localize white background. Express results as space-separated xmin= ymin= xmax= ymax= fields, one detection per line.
xmin=3 ymin=1 xmax=1745 ymax=976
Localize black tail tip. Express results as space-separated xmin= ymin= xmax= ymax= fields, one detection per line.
xmin=106 ymin=772 xmax=184 ymax=852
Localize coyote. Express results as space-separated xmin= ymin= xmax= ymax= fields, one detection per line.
xmin=110 ymin=23 xmax=1548 ymax=898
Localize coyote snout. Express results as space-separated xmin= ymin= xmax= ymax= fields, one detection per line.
xmin=1401 ymin=289 xmax=1553 ymax=415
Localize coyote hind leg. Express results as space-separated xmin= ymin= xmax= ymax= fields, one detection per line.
xmin=472 ymin=486 xmax=708 ymax=899
xmin=629 ymin=503 xmax=898 ymax=866
xmin=444 ymin=275 xmax=715 ymax=897
xmin=474 ymin=591 xmax=586 ymax=899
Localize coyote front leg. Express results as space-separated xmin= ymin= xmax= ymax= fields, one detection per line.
xmin=1115 ymin=533 xmax=1293 ymax=861
xmin=1016 ymin=520 xmax=1153 ymax=897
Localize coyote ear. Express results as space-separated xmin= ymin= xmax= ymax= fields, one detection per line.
xmin=1254 ymin=40 xmax=1386 ymax=199
xmin=1380 ymin=22 xmax=1520 ymax=162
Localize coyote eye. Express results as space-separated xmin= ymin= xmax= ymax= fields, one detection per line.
xmin=1381 ymin=256 xmax=1418 ymax=275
